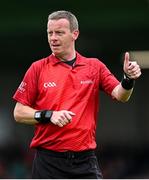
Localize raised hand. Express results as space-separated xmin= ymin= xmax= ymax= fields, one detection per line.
xmin=123 ymin=52 xmax=141 ymax=79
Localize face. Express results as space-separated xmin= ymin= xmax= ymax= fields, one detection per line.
xmin=47 ymin=18 xmax=79 ymax=59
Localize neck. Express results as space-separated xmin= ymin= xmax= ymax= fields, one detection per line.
xmin=53 ymin=51 xmax=76 ymax=62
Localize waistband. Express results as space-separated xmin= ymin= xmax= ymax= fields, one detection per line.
xmin=36 ymin=147 xmax=95 ymax=159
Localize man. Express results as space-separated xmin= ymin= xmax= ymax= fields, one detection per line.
xmin=12 ymin=10 xmax=141 ymax=179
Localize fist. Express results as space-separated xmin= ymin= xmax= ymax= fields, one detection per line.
xmin=50 ymin=110 xmax=75 ymax=127
xmin=123 ymin=52 xmax=141 ymax=79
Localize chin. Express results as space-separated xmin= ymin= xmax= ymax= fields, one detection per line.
xmin=52 ymin=51 xmax=62 ymax=58
xmin=53 ymin=51 xmax=60 ymax=56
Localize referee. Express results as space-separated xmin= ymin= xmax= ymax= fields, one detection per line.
xmin=12 ymin=10 xmax=141 ymax=179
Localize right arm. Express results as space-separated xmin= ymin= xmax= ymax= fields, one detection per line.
xmin=13 ymin=102 xmax=38 ymax=125
xmin=13 ymin=102 xmax=75 ymax=127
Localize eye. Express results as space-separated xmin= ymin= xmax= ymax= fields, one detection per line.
xmin=56 ymin=31 xmax=64 ymax=36
xmin=47 ymin=31 xmax=53 ymax=36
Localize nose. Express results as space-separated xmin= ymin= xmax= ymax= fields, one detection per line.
xmin=49 ymin=32 xmax=58 ymax=41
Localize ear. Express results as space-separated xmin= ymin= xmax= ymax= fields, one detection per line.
xmin=72 ymin=30 xmax=79 ymax=40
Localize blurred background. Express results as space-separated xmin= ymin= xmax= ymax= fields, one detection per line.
xmin=0 ymin=0 xmax=149 ymax=178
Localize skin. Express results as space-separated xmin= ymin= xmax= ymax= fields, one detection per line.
xmin=47 ymin=18 xmax=79 ymax=61
xmin=112 ymin=52 xmax=141 ymax=102
xmin=13 ymin=18 xmax=141 ymax=127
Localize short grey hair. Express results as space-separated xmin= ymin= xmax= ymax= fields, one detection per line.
xmin=48 ymin=10 xmax=79 ymax=32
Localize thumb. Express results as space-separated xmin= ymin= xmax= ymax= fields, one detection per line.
xmin=124 ymin=52 xmax=130 ymax=67
xmin=68 ymin=111 xmax=76 ymax=116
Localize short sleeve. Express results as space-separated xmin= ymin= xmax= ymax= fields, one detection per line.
xmin=12 ymin=63 xmax=38 ymax=107
xmin=99 ymin=63 xmax=120 ymax=96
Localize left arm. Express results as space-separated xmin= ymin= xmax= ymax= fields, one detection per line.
xmin=111 ymin=83 xmax=133 ymax=102
xmin=111 ymin=52 xmax=141 ymax=102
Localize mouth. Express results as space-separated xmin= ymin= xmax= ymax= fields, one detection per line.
xmin=51 ymin=44 xmax=60 ymax=47
xmin=51 ymin=44 xmax=61 ymax=50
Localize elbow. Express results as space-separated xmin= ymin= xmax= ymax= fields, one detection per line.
xmin=13 ymin=109 xmax=23 ymax=123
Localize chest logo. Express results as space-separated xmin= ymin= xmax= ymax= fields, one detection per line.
xmin=80 ymin=80 xmax=93 ymax=84
xmin=44 ymin=82 xmax=57 ymax=88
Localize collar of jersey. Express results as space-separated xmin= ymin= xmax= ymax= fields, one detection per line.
xmin=50 ymin=52 xmax=86 ymax=66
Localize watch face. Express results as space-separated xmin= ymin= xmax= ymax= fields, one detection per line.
xmin=45 ymin=111 xmax=52 ymax=118
xmin=35 ymin=112 xmax=41 ymax=118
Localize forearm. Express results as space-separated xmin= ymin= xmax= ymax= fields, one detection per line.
xmin=14 ymin=102 xmax=75 ymax=127
xmin=112 ymin=83 xmax=133 ymax=102
xmin=13 ymin=102 xmax=38 ymax=125
xmin=112 ymin=70 xmax=136 ymax=102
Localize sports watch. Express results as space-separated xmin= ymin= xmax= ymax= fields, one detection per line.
xmin=34 ymin=110 xmax=53 ymax=123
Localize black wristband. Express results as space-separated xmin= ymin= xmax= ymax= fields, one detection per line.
xmin=121 ymin=73 xmax=135 ymax=90
xmin=34 ymin=110 xmax=53 ymax=123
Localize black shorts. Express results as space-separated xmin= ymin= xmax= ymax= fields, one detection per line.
xmin=32 ymin=148 xmax=103 ymax=179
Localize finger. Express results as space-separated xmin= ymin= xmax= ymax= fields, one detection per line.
xmin=127 ymin=65 xmax=138 ymax=74
xmin=60 ymin=115 xmax=66 ymax=120
xmin=57 ymin=113 xmax=70 ymax=124
xmin=63 ymin=111 xmax=75 ymax=122
xmin=68 ymin=111 xmax=76 ymax=116
xmin=56 ymin=121 xmax=64 ymax=127
xmin=128 ymin=69 xmax=141 ymax=79
xmin=124 ymin=52 xmax=130 ymax=67
xmin=59 ymin=119 xmax=67 ymax=125
xmin=127 ymin=61 xmax=137 ymax=70
xmin=63 ymin=118 xmax=70 ymax=124
xmin=133 ymin=68 xmax=141 ymax=76
xmin=64 ymin=113 xmax=72 ymax=122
